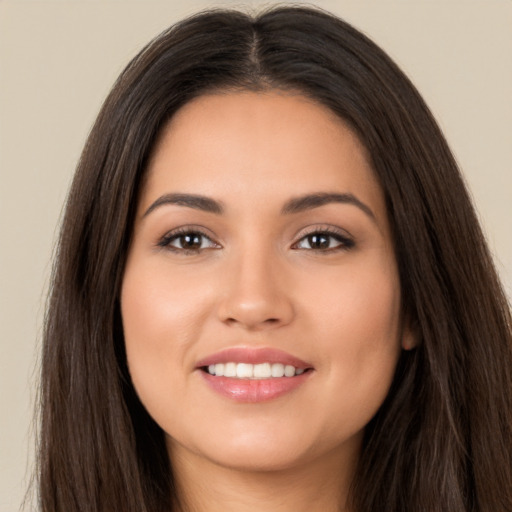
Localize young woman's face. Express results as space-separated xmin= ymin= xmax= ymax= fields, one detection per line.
xmin=121 ymin=91 xmax=407 ymax=474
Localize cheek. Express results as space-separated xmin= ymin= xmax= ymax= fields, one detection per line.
xmin=306 ymin=251 xmax=402 ymax=348
xmin=327 ymin=277 xmax=401 ymax=355
xmin=121 ymin=256 xmax=216 ymax=344
xmin=302 ymin=259 xmax=402 ymax=415
xmin=120 ymin=260 xmax=213 ymax=415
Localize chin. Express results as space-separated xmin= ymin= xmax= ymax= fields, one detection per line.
xmin=202 ymin=447 xmax=313 ymax=474
xmin=166 ymin=420 xmax=359 ymax=475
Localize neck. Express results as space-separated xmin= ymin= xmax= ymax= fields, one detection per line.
xmin=168 ymin=443 xmax=359 ymax=512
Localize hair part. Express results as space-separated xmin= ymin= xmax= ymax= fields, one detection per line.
xmin=38 ymin=6 xmax=512 ymax=512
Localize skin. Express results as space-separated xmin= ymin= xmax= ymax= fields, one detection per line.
xmin=121 ymin=90 xmax=411 ymax=512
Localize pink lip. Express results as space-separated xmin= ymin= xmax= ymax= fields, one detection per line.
xmin=196 ymin=347 xmax=314 ymax=403
xmin=196 ymin=347 xmax=312 ymax=369
xmin=200 ymin=371 xmax=311 ymax=402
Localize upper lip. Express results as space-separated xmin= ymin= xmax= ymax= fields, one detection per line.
xmin=196 ymin=347 xmax=313 ymax=370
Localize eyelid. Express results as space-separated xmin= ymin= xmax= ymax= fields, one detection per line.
xmin=157 ymin=225 xmax=221 ymax=252
xmin=291 ymin=225 xmax=355 ymax=251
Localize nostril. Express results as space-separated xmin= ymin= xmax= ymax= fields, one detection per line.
xmin=225 ymin=316 xmax=281 ymax=326
xmin=218 ymin=294 xmax=295 ymax=330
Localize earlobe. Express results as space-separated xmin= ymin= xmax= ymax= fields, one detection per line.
xmin=401 ymin=323 xmax=418 ymax=351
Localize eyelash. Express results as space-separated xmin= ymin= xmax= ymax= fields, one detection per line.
xmin=157 ymin=227 xmax=218 ymax=254
xmin=291 ymin=227 xmax=355 ymax=252
xmin=157 ymin=226 xmax=355 ymax=254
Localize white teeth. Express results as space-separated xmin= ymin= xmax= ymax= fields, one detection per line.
xmin=236 ymin=363 xmax=253 ymax=378
xmin=224 ymin=362 xmax=236 ymax=377
xmin=206 ymin=362 xmax=306 ymax=378
xmin=284 ymin=365 xmax=295 ymax=377
xmin=271 ymin=363 xmax=285 ymax=377
xmin=253 ymin=363 xmax=271 ymax=378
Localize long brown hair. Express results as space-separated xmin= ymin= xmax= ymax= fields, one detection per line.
xmin=38 ymin=6 xmax=512 ymax=511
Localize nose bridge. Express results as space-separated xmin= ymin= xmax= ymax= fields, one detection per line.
xmin=217 ymin=238 xmax=294 ymax=330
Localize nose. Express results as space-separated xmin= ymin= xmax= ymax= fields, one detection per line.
xmin=216 ymin=249 xmax=295 ymax=331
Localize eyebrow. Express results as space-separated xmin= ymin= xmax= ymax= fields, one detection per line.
xmin=143 ymin=191 xmax=375 ymax=221
xmin=281 ymin=192 xmax=376 ymax=220
xmin=143 ymin=193 xmax=224 ymax=217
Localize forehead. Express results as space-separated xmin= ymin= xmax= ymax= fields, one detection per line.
xmin=141 ymin=91 xmax=385 ymax=220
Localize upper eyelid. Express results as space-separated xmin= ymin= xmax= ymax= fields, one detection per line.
xmin=160 ymin=225 xmax=217 ymax=239
xmin=293 ymin=224 xmax=354 ymax=240
xmin=157 ymin=226 xmax=221 ymax=249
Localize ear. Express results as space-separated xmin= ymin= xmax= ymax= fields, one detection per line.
xmin=401 ymin=319 xmax=418 ymax=351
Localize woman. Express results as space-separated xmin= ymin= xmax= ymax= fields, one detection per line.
xmin=38 ymin=6 xmax=512 ymax=512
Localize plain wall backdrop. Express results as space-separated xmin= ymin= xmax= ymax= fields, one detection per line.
xmin=1 ymin=1 xmax=511 ymax=510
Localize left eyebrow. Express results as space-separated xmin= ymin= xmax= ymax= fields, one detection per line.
xmin=143 ymin=193 xmax=224 ymax=217
xmin=281 ymin=192 xmax=376 ymax=221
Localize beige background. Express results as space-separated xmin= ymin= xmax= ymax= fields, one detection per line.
xmin=1 ymin=1 xmax=511 ymax=510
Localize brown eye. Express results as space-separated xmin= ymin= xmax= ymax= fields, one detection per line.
xmin=159 ymin=230 xmax=219 ymax=252
xmin=294 ymin=231 xmax=354 ymax=251
xmin=306 ymin=234 xmax=331 ymax=249
xmin=176 ymin=233 xmax=203 ymax=249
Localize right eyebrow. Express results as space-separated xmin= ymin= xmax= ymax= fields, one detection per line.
xmin=281 ymin=192 xmax=376 ymax=222
xmin=143 ymin=193 xmax=224 ymax=217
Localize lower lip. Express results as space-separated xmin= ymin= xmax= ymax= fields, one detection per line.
xmin=199 ymin=371 xmax=311 ymax=402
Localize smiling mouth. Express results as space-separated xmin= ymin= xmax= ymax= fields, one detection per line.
xmin=202 ymin=362 xmax=311 ymax=379
xmin=197 ymin=350 xmax=314 ymax=402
